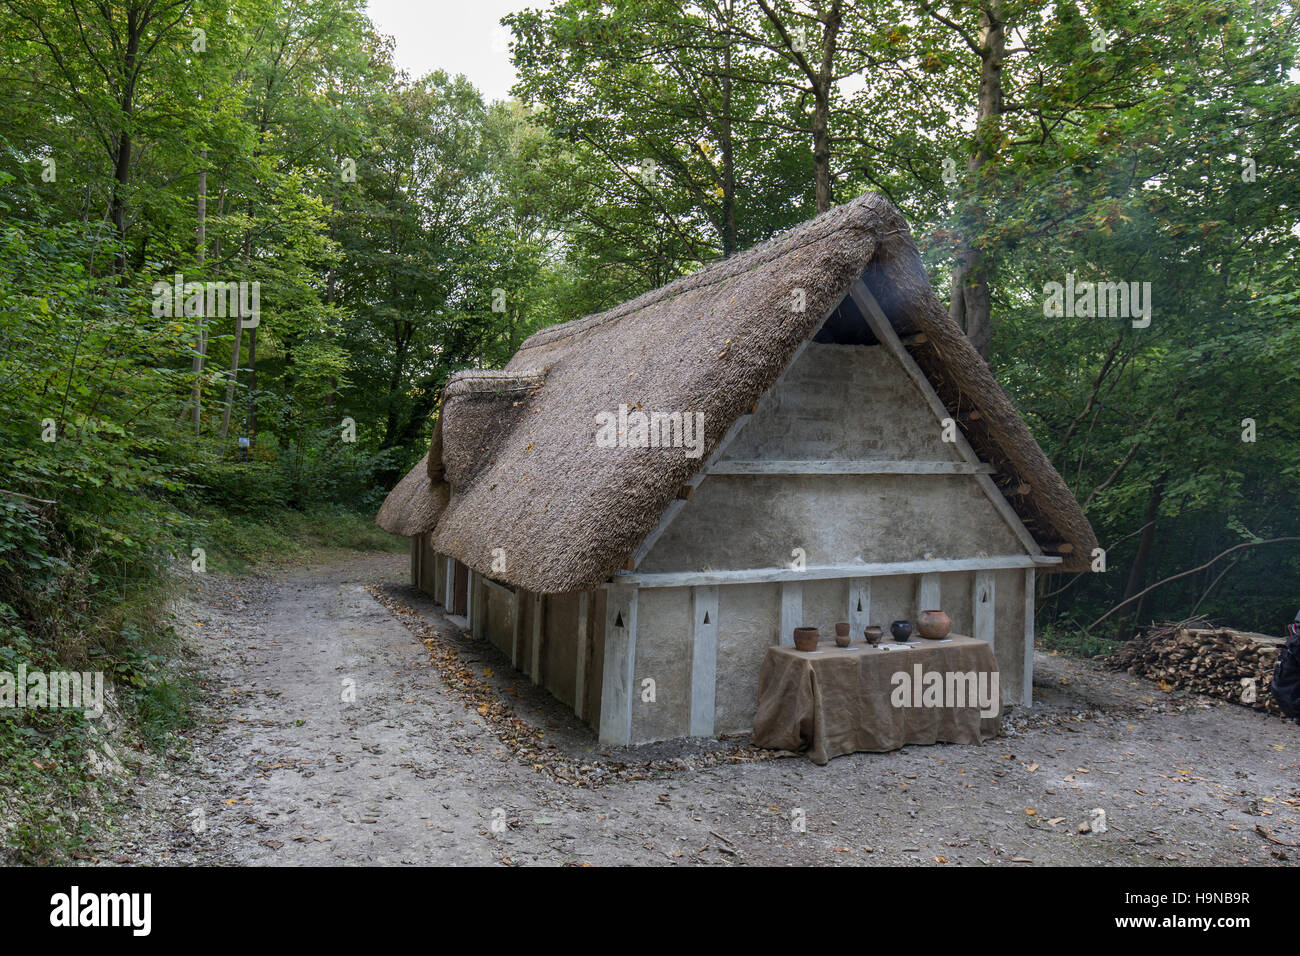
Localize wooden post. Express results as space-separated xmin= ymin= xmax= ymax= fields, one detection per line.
xmin=689 ymin=586 xmax=718 ymax=737
xmin=410 ymin=537 xmax=419 ymax=589
xmin=511 ymin=589 xmax=523 ymax=668
xmin=849 ymin=577 xmax=870 ymax=636
xmin=419 ymin=537 xmax=437 ymax=595
xmin=444 ymin=557 xmax=455 ymax=609
xmin=916 ymin=572 xmax=940 ymax=616
xmin=473 ymin=574 xmax=483 ymax=634
xmin=575 ymin=593 xmax=590 ymax=720
xmin=1023 ymin=568 xmax=1035 ymax=708
xmin=470 ymin=571 xmax=485 ymax=639
xmin=973 ymin=570 xmax=996 ymax=648
xmin=530 ymin=593 xmax=544 ymax=685
xmin=598 ymin=587 xmax=638 ymax=746
xmin=779 ymin=581 xmax=802 ymax=645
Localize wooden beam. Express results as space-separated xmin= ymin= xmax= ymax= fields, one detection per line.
xmin=598 ymin=587 xmax=638 ymax=746
xmin=677 ymin=484 xmax=695 ymax=500
xmin=708 ymin=459 xmax=996 ymax=476
xmin=916 ymin=572 xmax=940 ymax=614
xmin=627 ymin=498 xmax=688 ymax=570
xmin=510 ymin=589 xmax=523 ymax=668
xmin=574 ymin=592 xmax=590 ymax=720
xmin=473 ymin=572 xmax=483 ymax=639
xmin=530 ymin=593 xmax=544 ymax=686
xmin=423 ymin=538 xmax=439 ymax=595
xmin=779 ymin=581 xmax=802 ymax=646
xmin=482 ymin=577 xmax=514 ymax=598
xmin=473 ymin=574 xmax=486 ymax=638
xmin=691 ymin=412 xmax=754 ymax=487
xmin=850 ymin=279 xmax=1045 ymax=559
xmin=689 ymin=586 xmax=718 ymax=736
xmin=444 ymin=556 xmax=455 ymax=609
xmin=613 ymin=555 xmax=1060 ymax=589
xmin=849 ymin=577 xmax=871 ymax=636
xmin=1023 ymin=568 xmax=1035 ymax=709
xmin=973 ymin=570 xmax=996 ymax=649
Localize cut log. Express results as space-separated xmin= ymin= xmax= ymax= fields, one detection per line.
xmin=1109 ymin=619 xmax=1284 ymax=716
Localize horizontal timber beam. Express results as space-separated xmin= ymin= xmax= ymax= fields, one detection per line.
xmin=708 ymin=459 xmax=997 ymax=476
xmin=482 ymin=577 xmax=515 ymax=598
xmin=610 ymin=554 xmax=1061 ymax=589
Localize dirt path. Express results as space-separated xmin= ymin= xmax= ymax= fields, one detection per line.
xmin=101 ymin=553 xmax=1300 ymax=866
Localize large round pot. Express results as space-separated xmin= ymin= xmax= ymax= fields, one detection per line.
xmin=834 ymin=622 xmax=852 ymax=647
xmin=890 ymin=620 xmax=913 ymax=642
xmin=917 ymin=609 xmax=953 ymax=640
xmin=793 ymin=626 xmax=820 ymax=652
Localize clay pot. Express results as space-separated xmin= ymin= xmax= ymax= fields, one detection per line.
xmin=863 ymin=625 xmax=883 ymax=645
xmin=793 ymin=626 xmax=820 ymax=652
xmin=834 ymin=622 xmax=852 ymax=647
xmin=917 ymin=609 xmax=953 ymax=640
xmin=890 ymin=620 xmax=913 ymax=642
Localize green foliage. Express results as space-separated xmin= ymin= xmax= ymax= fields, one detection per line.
xmin=193 ymin=505 xmax=407 ymax=575
xmin=0 ymin=0 xmax=1297 ymax=857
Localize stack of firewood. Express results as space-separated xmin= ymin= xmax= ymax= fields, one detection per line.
xmin=1109 ymin=619 xmax=1284 ymax=715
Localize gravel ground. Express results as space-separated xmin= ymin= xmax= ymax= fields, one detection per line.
xmin=93 ymin=551 xmax=1300 ymax=866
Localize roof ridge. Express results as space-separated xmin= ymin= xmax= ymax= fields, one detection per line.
xmin=444 ymin=367 xmax=547 ymax=398
xmin=517 ymin=193 xmax=895 ymax=353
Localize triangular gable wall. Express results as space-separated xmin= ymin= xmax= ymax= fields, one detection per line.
xmin=631 ymin=280 xmax=1044 ymax=577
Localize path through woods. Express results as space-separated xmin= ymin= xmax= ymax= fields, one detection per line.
xmin=97 ymin=553 xmax=1299 ymax=866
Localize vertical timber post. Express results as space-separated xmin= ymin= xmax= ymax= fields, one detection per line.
xmin=973 ymin=571 xmax=996 ymax=648
xmin=1023 ymin=568 xmax=1035 ymax=708
xmin=689 ymin=586 xmax=718 ymax=737
xmin=598 ymin=587 xmax=638 ymax=746
xmin=779 ymin=582 xmax=802 ymax=645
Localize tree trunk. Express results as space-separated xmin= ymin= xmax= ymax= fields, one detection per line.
xmin=244 ymin=325 xmax=257 ymax=446
xmin=219 ymin=209 xmax=251 ymax=439
xmin=109 ymin=8 xmax=143 ymax=274
xmin=811 ymin=1 xmax=843 ymax=213
xmin=218 ymin=324 xmax=242 ymax=439
xmin=720 ymin=5 xmax=738 ymax=255
xmin=1117 ymin=471 xmax=1167 ymax=637
xmin=950 ymin=0 xmax=1004 ymax=361
xmin=191 ymin=152 xmax=208 ymax=436
xmin=110 ymin=131 xmax=132 ymax=274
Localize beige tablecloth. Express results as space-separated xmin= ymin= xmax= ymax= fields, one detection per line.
xmin=752 ymin=635 xmax=1002 ymax=764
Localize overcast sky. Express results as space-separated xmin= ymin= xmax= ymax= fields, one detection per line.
xmin=365 ymin=0 xmax=544 ymax=102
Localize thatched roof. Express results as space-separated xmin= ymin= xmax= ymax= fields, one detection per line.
xmin=374 ymin=452 xmax=447 ymax=537
xmin=377 ymin=192 xmax=1098 ymax=589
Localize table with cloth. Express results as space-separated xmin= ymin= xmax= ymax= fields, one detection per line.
xmin=752 ymin=635 xmax=1002 ymax=764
